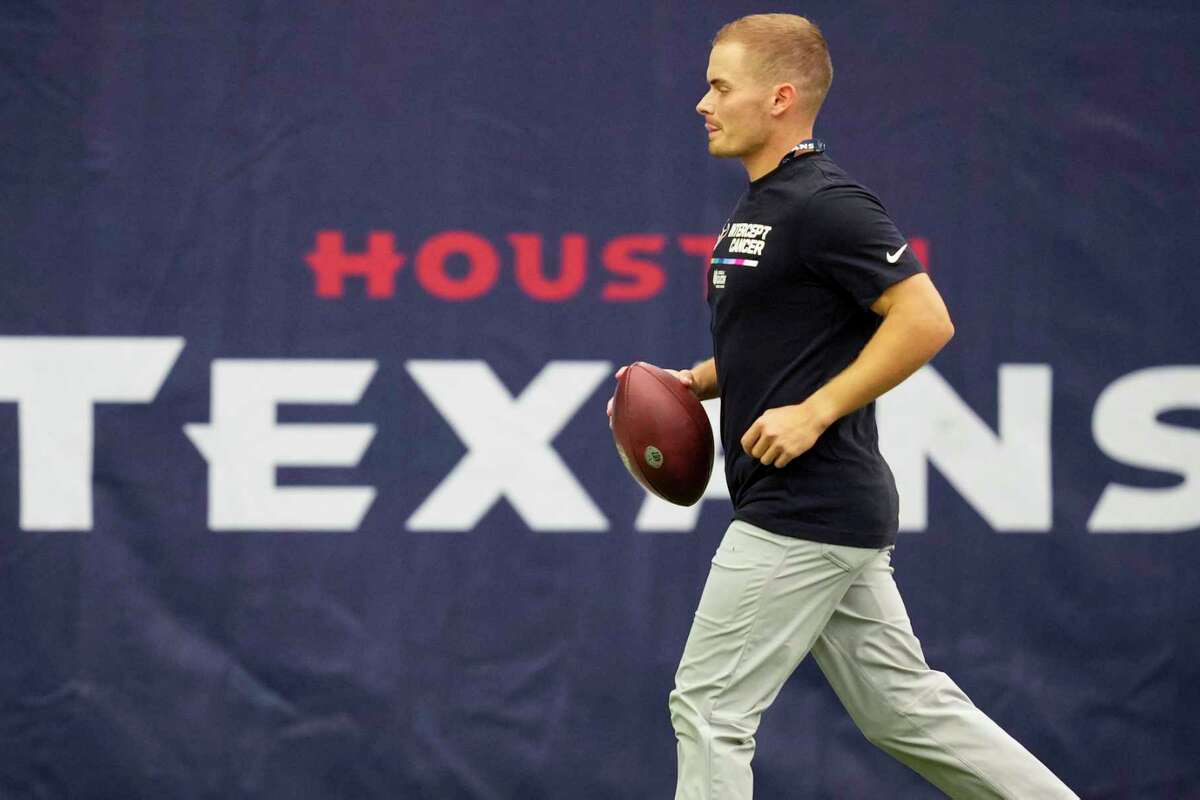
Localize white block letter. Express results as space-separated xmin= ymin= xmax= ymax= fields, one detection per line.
xmin=1088 ymin=366 xmax=1200 ymax=532
xmin=406 ymin=360 xmax=609 ymax=532
xmin=878 ymin=365 xmax=1052 ymax=531
xmin=0 ymin=336 xmax=184 ymax=530
xmin=184 ymin=360 xmax=376 ymax=531
xmin=635 ymin=399 xmax=730 ymax=531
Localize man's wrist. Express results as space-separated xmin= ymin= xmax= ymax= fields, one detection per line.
xmin=801 ymin=391 xmax=841 ymax=430
xmin=690 ymin=360 xmax=718 ymax=400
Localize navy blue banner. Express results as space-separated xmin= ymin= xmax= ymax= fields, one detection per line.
xmin=2 ymin=2 xmax=1198 ymax=797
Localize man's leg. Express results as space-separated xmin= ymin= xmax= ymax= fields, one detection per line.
xmin=669 ymin=521 xmax=879 ymax=800
xmin=810 ymin=547 xmax=1078 ymax=799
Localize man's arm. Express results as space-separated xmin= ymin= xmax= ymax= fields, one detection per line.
xmin=684 ymin=357 xmax=719 ymax=401
xmin=741 ymin=273 xmax=953 ymax=467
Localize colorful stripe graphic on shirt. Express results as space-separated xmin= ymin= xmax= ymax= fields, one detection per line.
xmin=711 ymin=257 xmax=759 ymax=267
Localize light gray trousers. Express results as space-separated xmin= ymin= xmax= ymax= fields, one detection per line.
xmin=669 ymin=520 xmax=1077 ymax=799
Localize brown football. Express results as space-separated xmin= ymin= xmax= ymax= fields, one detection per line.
xmin=610 ymin=362 xmax=715 ymax=506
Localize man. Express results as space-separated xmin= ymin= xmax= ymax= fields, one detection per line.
xmin=611 ymin=13 xmax=1077 ymax=800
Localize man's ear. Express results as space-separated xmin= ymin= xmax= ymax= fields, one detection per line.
xmin=770 ymin=83 xmax=798 ymax=117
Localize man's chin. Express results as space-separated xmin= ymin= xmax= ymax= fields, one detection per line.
xmin=707 ymin=141 xmax=737 ymax=158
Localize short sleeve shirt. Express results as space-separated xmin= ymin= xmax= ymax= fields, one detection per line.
xmin=706 ymin=151 xmax=924 ymax=549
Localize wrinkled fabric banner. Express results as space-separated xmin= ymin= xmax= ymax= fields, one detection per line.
xmin=2 ymin=2 xmax=1198 ymax=798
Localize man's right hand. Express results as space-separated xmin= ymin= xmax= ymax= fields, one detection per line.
xmin=606 ymin=364 xmax=699 ymax=428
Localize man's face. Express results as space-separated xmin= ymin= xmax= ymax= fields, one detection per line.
xmin=696 ymin=41 xmax=773 ymax=159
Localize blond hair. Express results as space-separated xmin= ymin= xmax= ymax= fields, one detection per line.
xmin=714 ymin=14 xmax=833 ymax=117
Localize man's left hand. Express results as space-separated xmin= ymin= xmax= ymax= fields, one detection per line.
xmin=741 ymin=402 xmax=834 ymax=468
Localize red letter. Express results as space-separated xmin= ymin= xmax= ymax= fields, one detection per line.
xmin=910 ymin=236 xmax=930 ymax=271
xmin=677 ymin=235 xmax=717 ymax=295
xmin=509 ymin=233 xmax=587 ymax=301
xmin=415 ymin=231 xmax=500 ymax=301
xmin=306 ymin=231 xmax=405 ymax=299
xmin=602 ymin=235 xmax=666 ymax=301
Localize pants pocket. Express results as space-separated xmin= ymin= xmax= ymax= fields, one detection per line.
xmin=820 ymin=542 xmax=878 ymax=573
xmin=693 ymin=528 xmax=784 ymax=625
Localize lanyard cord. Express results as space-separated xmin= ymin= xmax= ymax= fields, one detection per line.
xmin=779 ymin=138 xmax=826 ymax=165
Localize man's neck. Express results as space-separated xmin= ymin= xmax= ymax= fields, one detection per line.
xmin=742 ymin=128 xmax=815 ymax=182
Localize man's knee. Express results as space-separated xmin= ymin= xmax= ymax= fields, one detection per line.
xmin=669 ymin=684 xmax=704 ymax=737
xmin=670 ymin=684 xmax=759 ymax=752
xmin=851 ymin=669 xmax=972 ymax=746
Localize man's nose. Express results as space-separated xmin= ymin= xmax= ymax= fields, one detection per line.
xmin=696 ymin=93 xmax=711 ymax=116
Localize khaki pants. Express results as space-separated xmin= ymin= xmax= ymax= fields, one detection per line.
xmin=669 ymin=520 xmax=1077 ymax=799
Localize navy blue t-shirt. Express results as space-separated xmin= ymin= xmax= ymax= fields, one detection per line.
xmin=706 ymin=151 xmax=924 ymax=549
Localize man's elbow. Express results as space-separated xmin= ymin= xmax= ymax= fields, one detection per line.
xmin=940 ymin=315 xmax=955 ymax=343
xmin=909 ymin=306 xmax=954 ymax=353
xmin=886 ymin=295 xmax=954 ymax=352
xmin=932 ymin=314 xmax=955 ymax=351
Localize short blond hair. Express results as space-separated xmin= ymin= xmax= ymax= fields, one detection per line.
xmin=714 ymin=13 xmax=833 ymax=117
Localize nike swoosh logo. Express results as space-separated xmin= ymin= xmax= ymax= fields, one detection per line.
xmin=886 ymin=243 xmax=908 ymax=263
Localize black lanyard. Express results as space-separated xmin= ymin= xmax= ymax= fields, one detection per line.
xmin=779 ymin=138 xmax=826 ymax=165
